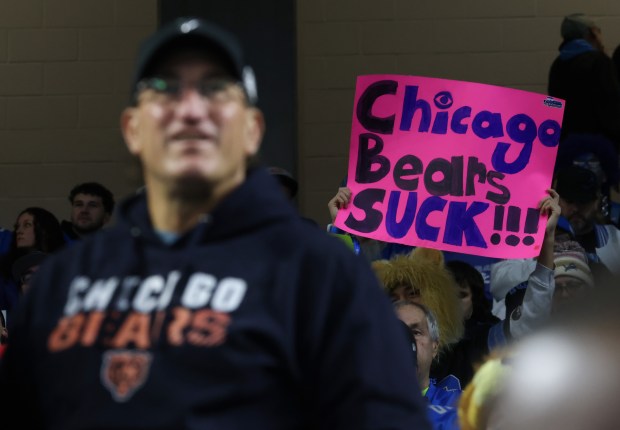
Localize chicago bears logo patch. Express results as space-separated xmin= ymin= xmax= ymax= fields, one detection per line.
xmin=101 ymin=350 xmax=152 ymax=402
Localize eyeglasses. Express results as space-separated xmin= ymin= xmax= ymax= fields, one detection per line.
xmin=135 ymin=77 xmax=244 ymax=104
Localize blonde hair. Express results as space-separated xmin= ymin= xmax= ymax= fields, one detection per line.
xmin=458 ymin=348 xmax=513 ymax=430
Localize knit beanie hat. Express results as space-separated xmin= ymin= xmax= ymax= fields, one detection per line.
xmin=561 ymin=13 xmax=597 ymax=41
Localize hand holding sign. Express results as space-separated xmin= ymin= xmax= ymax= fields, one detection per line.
xmin=335 ymin=75 xmax=564 ymax=259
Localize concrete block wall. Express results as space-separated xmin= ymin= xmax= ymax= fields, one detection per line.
xmin=297 ymin=0 xmax=620 ymax=227
xmin=0 ymin=0 xmax=157 ymax=228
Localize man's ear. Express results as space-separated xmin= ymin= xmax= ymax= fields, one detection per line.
xmin=244 ymin=107 xmax=265 ymax=157
xmin=121 ymin=107 xmax=142 ymax=156
xmin=432 ymin=341 xmax=439 ymax=359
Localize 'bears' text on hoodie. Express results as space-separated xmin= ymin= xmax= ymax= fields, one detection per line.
xmin=47 ymin=271 xmax=247 ymax=352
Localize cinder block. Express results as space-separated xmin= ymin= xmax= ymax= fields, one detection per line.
xmin=0 ymin=0 xmax=43 ymax=27
xmin=462 ymin=0 xmax=536 ymax=18
xmin=44 ymin=62 xmax=115 ymax=94
xmin=324 ymin=0 xmax=394 ymax=21
xmin=302 ymin=89 xmax=355 ymax=124
xmin=397 ymin=53 xmax=475 ymax=82
xmin=299 ymin=22 xmax=360 ymax=56
xmin=6 ymin=96 xmax=78 ymax=129
xmin=79 ymin=94 xmax=126 ymax=128
xmin=114 ymin=0 xmax=157 ymax=26
xmin=0 ymin=64 xmax=43 ymax=95
xmin=467 ymin=52 xmax=545 ymax=86
xmin=298 ymin=56 xmax=325 ymax=90
xmin=501 ymin=18 xmax=559 ymax=52
xmin=304 ymin=157 xmax=349 ymax=191
xmin=9 ymin=29 xmax=77 ymax=62
xmin=362 ymin=20 xmax=436 ymax=54
xmin=114 ymin=60 xmax=135 ymax=95
xmin=537 ymin=0 xmax=609 ymax=17
xmin=297 ymin=0 xmax=323 ymax=22
xmin=431 ymin=19 xmax=504 ymax=53
xmin=44 ymin=0 xmax=113 ymax=27
xmin=0 ymin=30 xmax=8 ymax=62
xmin=79 ymin=27 xmax=153 ymax=61
xmin=300 ymin=122 xmax=352 ymax=158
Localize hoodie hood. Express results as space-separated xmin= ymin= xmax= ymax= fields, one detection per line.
xmin=115 ymin=167 xmax=299 ymax=247
xmin=559 ymin=38 xmax=595 ymax=60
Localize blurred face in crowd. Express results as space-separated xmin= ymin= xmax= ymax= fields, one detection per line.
xmin=390 ymin=285 xmax=421 ymax=304
xmin=71 ymin=193 xmax=109 ymax=234
xmin=122 ymin=50 xmax=263 ymax=201
xmin=588 ymin=26 xmax=605 ymax=53
xmin=559 ymin=197 xmax=599 ymax=235
xmin=15 ymin=212 xmax=35 ymax=248
xmin=458 ymin=282 xmax=474 ymax=321
xmin=552 ymin=276 xmax=589 ymax=311
xmin=396 ymin=303 xmax=438 ymax=390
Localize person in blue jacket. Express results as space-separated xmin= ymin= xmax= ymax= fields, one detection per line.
xmin=395 ymin=300 xmax=460 ymax=430
xmin=0 ymin=17 xmax=431 ymax=430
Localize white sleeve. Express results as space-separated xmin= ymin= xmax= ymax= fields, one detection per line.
xmin=507 ymin=263 xmax=555 ymax=339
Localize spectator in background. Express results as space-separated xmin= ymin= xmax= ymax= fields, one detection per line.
xmin=0 ymin=250 xmax=49 ymax=345
xmin=388 ymin=189 xmax=560 ymax=384
xmin=554 ymin=165 xmax=620 ymax=277
xmin=554 ymin=132 xmax=620 ymax=225
xmin=268 ymin=166 xmax=298 ymax=201
xmin=0 ymin=207 xmax=64 ymax=327
xmin=269 ymin=166 xmax=318 ymax=227
xmin=373 ymin=247 xmax=465 ymax=352
xmin=395 ymin=300 xmax=460 ymax=430
xmin=551 ymin=240 xmax=595 ymax=312
xmin=434 ymin=260 xmax=501 ymax=385
xmin=548 ymin=13 xmax=620 ymax=151
xmin=61 ymin=182 xmax=115 ymax=242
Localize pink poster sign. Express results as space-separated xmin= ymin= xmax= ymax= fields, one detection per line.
xmin=334 ymin=74 xmax=565 ymax=259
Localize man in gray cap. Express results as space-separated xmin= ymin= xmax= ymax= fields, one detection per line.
xmin=0 ymin=17 xmax=431 ymax=430
xmin=547 ymin=13 xmax=620 ymax=152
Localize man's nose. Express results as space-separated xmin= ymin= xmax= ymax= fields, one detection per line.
xmin=176 ymin=88 xmax=209 ymax=120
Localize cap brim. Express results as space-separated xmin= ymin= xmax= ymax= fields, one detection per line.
xmin=131 ymin=18 xmax=245 ymax=102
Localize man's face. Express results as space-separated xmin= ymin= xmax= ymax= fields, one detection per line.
xmin=395 ymin=304 xmax=438 ymax=389
xmin=71 ymin=193 xmax=109 ymax=234
xmin=121 ymin=51 xmax=263 ymax=201
xmin=559 ymin=197 xmax=599 ymax=235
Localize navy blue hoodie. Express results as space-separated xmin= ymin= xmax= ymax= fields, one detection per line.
xmin=0 ymin=167 xmax=430 ymax=430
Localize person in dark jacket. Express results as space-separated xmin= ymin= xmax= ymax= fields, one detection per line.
xmin=0 ymin=17 xmax=431 ymax=430
xmin=547 ymin=13 xmax=620 ymax=152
